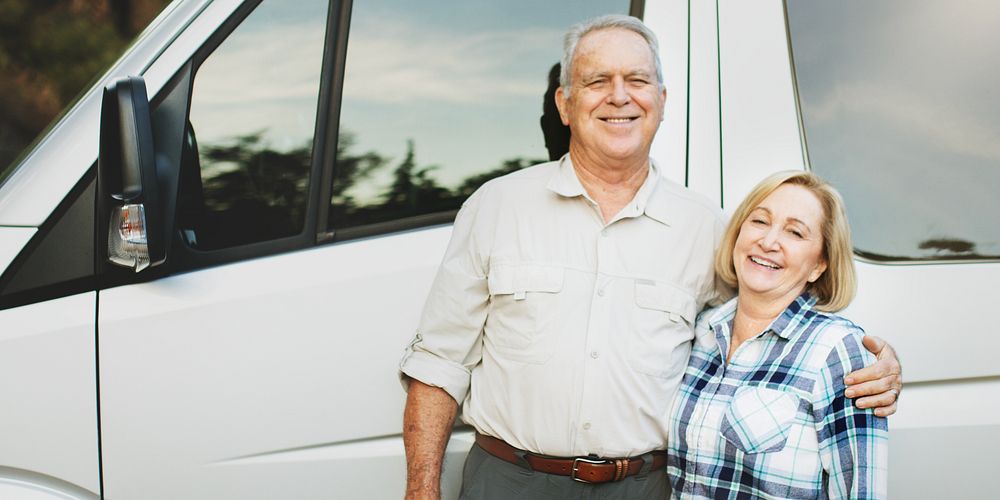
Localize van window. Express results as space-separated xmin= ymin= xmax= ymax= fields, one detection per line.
xmin=0 ymin=1 xmax=170 ymax=186
xmin=180 ymin=0 xmax=328 ymax=250
xmin=786 ymin=1 xmax=1000 ymax=261
xmin=327 ymin=0 xmax=631 ymax=239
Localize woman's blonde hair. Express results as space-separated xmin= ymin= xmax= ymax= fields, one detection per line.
xmin=715 ymin=171 xmax=857 ymax=312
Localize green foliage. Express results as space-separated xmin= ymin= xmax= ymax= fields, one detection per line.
xmin=0 ymin=0 xmax=171 ymax=174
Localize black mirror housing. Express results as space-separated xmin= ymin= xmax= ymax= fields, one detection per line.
xmin=99 ymin=76 xmax=166 ymax=268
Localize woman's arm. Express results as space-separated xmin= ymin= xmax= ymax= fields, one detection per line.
xmin=813 ymin=333 xmax=889 ymax=499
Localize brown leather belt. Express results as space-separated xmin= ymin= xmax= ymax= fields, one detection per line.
xmin=474 ymin=433 xmax=668 ymax=484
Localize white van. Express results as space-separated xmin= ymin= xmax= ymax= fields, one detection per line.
xmin=0 ymin=0 xmax=996 ymax=498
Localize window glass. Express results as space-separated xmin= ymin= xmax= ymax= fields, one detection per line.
xmin=787 ymin=1 xmax=1000 ymax=260
xmin=0 ymin=1 xmax=171 ymax=185
xmin=330 ymin=0 xmax=631 ymax=233
xmin=182 ymin=0 xmax=328 ymax=250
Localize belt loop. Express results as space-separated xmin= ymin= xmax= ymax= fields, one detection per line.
xmin=513 ymin=449 xmax=533 ymax=471
xmin=636 ymin=452 xmax=654 ymax=476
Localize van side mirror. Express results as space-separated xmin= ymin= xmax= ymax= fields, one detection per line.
xmin=98 ymin=76 xmax=165 ymax=271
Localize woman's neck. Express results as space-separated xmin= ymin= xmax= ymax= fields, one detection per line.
xmin=727 ymin=290 xmax=801 ymax=362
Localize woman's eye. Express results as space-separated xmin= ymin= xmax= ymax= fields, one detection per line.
xmin=751 ymin=218 xmax=767 ymax=225
xmin=789 ymin=229 xmax=804 ymax=238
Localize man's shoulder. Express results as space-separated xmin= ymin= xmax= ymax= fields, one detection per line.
xmin=466 ymin=161 xmax=558 ymax=203
xmin=484 ymin=161 xmax=557 ymax=187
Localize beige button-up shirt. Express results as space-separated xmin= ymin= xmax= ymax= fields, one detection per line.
xmin=400 ymin=156 xmax=725 ymax=457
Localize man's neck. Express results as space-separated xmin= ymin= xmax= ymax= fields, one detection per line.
xmin=569 ymin=150 xmax=650 ymax=223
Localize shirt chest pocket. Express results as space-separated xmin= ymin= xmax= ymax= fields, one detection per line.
xmin=629 ymin=280 xmax=697 ymax=378
xmin=486 ymin=264 xmax=564 ymax=363
xmin=721 ymin=386 xmax=801 ymax=454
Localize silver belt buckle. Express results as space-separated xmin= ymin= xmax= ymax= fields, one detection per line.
xmin=571 ymin=457 xmax=608 ymax=483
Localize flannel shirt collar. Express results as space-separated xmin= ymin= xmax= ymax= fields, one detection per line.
xmin=708 ymin=291 xmax=821 ymax=343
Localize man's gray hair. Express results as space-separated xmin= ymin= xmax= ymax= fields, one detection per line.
xmin=560 ymin=15 xmax=664 ymax=94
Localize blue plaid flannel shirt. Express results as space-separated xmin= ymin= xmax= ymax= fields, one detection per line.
xmin=668 ymin=293 xmax=888 ymax=499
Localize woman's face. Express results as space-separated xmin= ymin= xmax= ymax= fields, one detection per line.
xmin=733 ymin=184 xmax=828 ymax=304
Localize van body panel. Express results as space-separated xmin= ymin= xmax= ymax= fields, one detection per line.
xmin=845 ymin=260 xmax=1000 ymax=383
xmin=716 ymin=0 xmax=805 ymax=210
xmin=0 ymin=228 xmax=37 ymax=273
xmin=0 ymin=293 xmax=99 ymax=496
xmin=643 ymin=0 xmax=688 ymax=187
xmin=0 ymin=0 xmax=212 ymax=227
xmin=684 ymin=0 xmax=722 ymax=206
xmin=98 ymin=226 xmax=448 ymax=498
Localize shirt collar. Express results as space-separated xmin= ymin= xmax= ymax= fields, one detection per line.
xmin=767 ymin=292 xmax=821 ymax=340
xmin=708 ymin=291 xmax=820 ymax=341
xmin=545 ymin=154 xmax=670 ymax=225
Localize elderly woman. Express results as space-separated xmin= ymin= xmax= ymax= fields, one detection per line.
xmin=668 ymin=171 xmax=888 ymax=498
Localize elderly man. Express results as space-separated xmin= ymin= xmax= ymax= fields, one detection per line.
xmin=399 ymin=15 xmax=900 ymax=500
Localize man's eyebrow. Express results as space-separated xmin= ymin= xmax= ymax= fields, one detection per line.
xmin=579 ymin=71 xmax=611 ymax=82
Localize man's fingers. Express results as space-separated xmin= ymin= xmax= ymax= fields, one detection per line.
xmin=844 ymin=378 xmax=893 ymax=399
xmin=862 ymin=334 xmax=886 ymax=356
xmin=853 ymin=389 xmax=898 ymax=411
xmin=845 ymin=357 xmax=900 ymax=386
xmin=872 ymin=401 xmax=897 ymax=418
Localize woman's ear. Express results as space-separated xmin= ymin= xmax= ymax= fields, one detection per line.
xmin=808 ymin=259 xmax=828 ymax=283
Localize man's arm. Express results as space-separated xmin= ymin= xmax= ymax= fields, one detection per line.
xmin=404 ymin=379 xmax=459 ymax=500
xmin=844 ymin=335 xmax=902 ymax=417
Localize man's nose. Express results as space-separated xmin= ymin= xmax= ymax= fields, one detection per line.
xmin=607 ymin=77 xmax=630 ymax=106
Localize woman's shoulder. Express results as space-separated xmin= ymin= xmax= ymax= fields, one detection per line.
xmin=794 ymin=310 xmax=875 ymax=378
xmin=802 ymin=310 xmax=866 ymax=346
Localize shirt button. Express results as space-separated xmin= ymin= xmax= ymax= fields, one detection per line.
xmin=583 ymin=422 xmax=591 ymax=430
xmin=600 ymin=230 xmax=608 ymax=238
xmin=590 ymin=351 xmax=599 ymax=359
xmin=597 ymin=289 xmax=605 ymax=297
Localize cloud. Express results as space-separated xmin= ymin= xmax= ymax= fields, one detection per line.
xmin=341 ymin=17 xmax=560 ymax=104
xmin=192 ymin=20 xmax=327 ymax=105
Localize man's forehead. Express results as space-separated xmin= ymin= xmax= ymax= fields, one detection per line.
xmin=573 ymin=28 xmax=655 ymax=66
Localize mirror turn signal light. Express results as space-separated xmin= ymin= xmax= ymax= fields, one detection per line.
xmin=108 ymin=204 xmax=151 ymax=272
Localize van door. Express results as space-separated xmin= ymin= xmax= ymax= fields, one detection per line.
xmin=97 ymin=0 xmax=635 ymax=498
xmin=0 ymin=175 xmax=100 ymax=497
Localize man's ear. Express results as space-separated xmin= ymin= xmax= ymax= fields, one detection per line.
xmin=555 ymin=87 xmax=571 ymax=126
xmin=659 ymin=87 xmax=667 ymax=122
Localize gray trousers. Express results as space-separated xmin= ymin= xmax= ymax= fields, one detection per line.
xmin=458 ymin=443 xmax=671 ymax=500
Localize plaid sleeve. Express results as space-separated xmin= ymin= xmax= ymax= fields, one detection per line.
xmin=811 ymin=331 xmax=889 ymax=499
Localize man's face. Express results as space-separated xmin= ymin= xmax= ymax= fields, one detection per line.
xmin=556 ymin=28 xmax=666 ymax=167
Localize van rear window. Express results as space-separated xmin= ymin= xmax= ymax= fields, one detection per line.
xmin=787 ymin=1 xmax=1000 ymax=261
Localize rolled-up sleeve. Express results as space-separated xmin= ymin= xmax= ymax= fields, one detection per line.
xmin=813 ymin=332 xmax=889 ymax=499
xmin=399 ymin=188 xmax=492 ymax=405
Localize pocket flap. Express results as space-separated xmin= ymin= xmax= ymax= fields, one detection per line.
xmin=488 ymin=264 xmax=564 ymax=296
xmin=634 ymin=280 xmax=697 ymax=322
xmin=721 ymin=386 xmax=800 ymax=454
